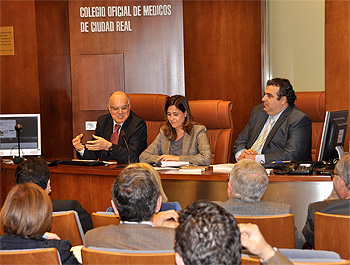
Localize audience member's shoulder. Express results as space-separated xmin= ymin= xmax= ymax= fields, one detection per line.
xmin=45 ymin=238 xmax=72 ymax=250
xmin=309 ymin=198 xmax=350 ymax=211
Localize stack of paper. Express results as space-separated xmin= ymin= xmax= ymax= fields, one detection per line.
xmin=179 ymin=165 xmax=208 ymax=174
xmin=159 ymin=161 xmax=190 ymax=168
xmin=210 ymin=163 xmax=235 ymax=173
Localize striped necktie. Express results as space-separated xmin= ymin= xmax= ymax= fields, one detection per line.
xmin=251 ymin=117 xmax=275 ymax=153
xmin=110 ymin=124 xmax=121 ymax=145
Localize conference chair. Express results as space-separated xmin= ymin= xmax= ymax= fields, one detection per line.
xmin=81 ymin=246 xmax=175 ymax=265
xmin=315 ymin=212 xmax=350 ymax=259
xmin=0 ymin=248 xmax=62 ymax=265
xmin=241 ymin=255 xmax=261 ymax=265
xmin=51 ymin=211 xmax=84 ymax=246
xmin=91 ymin=212 xmax=120 ymax=228
xmin=188 ymin=100 xmax=233 ymax=164
xmin=235 ymin=214 xmax=295 ymax=249
xmin=128 ymin=93 xmax=168 ymax=145
xmin=295 ymin=91 xmax=326 ymax=161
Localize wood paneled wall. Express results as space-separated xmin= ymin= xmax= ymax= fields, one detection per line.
xmin=325 ymin=0 xmax=350 ymax=151
xmin=183 ymin=0 xmax=262 ymax=161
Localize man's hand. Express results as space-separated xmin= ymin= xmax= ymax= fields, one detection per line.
xmin=44 ymin=232 xmax=61 ymax=240
xmin=153 ymin=210 xmax=179 ymax=228
xmin=237 ymin=149 xmax=257 ymax=161
xmin=86 ymin=135 xmax=112 ymax=151
xmin=157 ymin=155 xmax=180 ymax=161
xmin=238 ymin=223 xmax=275 ymax=261
xmin=72 ymin=133 xmax=84 ymax=151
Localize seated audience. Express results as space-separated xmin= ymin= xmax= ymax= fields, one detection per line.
xmin=72 ymin=91 xmax=147 ymax=162
xmin=140 ymin=95 xmax=212 ymax=166
xmin=14 ymin=158 xmax=93 ymax=233
xmin=84 ymin=167 xmax=178 ymax=250
xmin=214 ymin=159 xmax=304 ymax=248
xmin=175 ymin=200 xmax=292 ymax=265
xmin=106 ymin=162 xmax=181 ymax=212
xmin=0 ymin=183 xmax=80 ymax=264
xmin=302 ymin=153 xmax=350 ymax=248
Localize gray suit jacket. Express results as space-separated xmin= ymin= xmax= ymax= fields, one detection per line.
xmin=215 ymin=197 xmax=292 ymax=216
xmin=215 ymin=197 xmax=304 ymax=248
xmin=302 ymin=199 xmax=350 ymax=248
xmin=139 ymin=124 xmax=212 ymax=165
xmin=233 ymin=104 xmax=312 ymax=163
xmin=84 ymin=223 xmax=175 ymax=250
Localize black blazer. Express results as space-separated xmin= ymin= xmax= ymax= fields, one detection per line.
xmin=78 ymin=111 xmax=147 ymax=162
xmin=0 ymin=234 xmax=80 ymax=264
xmin=302 ymin=199 xmax=350 ymax=247
xmin=233 ymin=104 xmax=312 ymax=163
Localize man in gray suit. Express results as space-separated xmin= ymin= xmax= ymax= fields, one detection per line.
xmin=215 ymin=159 xmax=304 ymax=248
xmin=302 ymin=154 xmax=350 ymax=248
xmin=84 ymin=167 xmax=178 ymax=250
xmin=234 ymin=78 xmax=312 ymax=163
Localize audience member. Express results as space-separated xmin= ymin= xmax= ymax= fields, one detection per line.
xmin=214 ymin=159 xmax=304 ymax=248
xmin=175 ymin=200 xmax=292 ymax=265
xmin=84 ymin=167 xmax=178 ymax=250
xmin=14 ymin=158 xmax=93 ymax=233
xmin=140 ymin=95 xmax=211 ymax=165
xmin=234 ymin=78 xmax=312 ymax=163
xmin=0 ymin=183 xmax=80 ymax=264
xmin=72 ymin=91 xmax=147 ymax=162
xmin=302 ymin=153 xmax=350 ymax=248
xmin=106 ymin=162 xmax=181 ymax=212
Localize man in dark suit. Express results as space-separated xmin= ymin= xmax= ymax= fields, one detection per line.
xmin=14 ymin=158 xmax=94 ymax=234
xmin=84 ymin=167 xmax=179 ymax=250
xmin=234 ymin=78 xmax=312 ymax=163
xmin=302 ymin=154 xmax=350 ymax=248
xmin=72 ymin=91 xmax=147 ymax=163
xmin=214 ymin=159 xmax=304 ymax=248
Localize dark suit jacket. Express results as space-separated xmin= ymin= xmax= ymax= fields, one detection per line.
xmin=77 ymin=111 xmax=147 ymax=163
xmin=52 ymin=199 xmax=93 ymax=234
xmin=84 ymin=223 xmax=175 ymax=250
xmin=302 ymin=199 xmax=350 ymax=248
xmin=0 ymin=234 xmax=80 ymax=264
xmin=233 ymin=104 xmax=312 ymax=163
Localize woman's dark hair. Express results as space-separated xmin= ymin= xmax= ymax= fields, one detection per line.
xmin=161 ymin=95 xmax=195 ymax=141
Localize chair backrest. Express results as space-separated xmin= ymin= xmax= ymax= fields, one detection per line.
xmin=91 ymin=212 xmax=120 ymax=228
xmin=81 ymin=247 xmax=175 ymax=265
xmin=0 ymin=248 xmax=62 ymax=265
xmin=51 ymin=211 xmax=84 ymax=246
xmin=241 ymin=255 xmax=261 ymax=265
xmin=235 ymin=214 xmax=295 ymax=249
xmin=188 ymin=100 xmax=233 ymax=164
xmin=315 ymin=212 xmax=350 ymax=259
xmin=295 ymin=91 xmax=326 ymax=161
xmin=292 ymin=261 xmax=350 ymax=265
xmin=129 ymin=93 xmax=169 ymax=146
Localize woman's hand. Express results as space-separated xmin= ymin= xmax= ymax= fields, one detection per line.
xmin=157 ymin=155 xmax=180 ymax=161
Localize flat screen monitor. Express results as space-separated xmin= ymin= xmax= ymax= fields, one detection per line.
xmin=318 ymin=110 xmax=348 ymax=162
xmin=0 ymin=114 xmax=41 ymax=157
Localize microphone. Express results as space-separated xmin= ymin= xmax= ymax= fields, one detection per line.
xmin=122 ymin=135 xmax=131 ymax=165
xmin=13 ymin=124 xmax=24 ymax=164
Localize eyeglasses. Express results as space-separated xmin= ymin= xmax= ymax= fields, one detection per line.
xmin=109 ymin=104 xmax=129 ymax=112
xmin=331 ymin=172 xmax=339 ymax=181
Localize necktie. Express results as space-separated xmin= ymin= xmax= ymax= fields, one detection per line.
xmin=110 ymin=124 xmax=121 ymax=145
xmin=251 ymin=117 xmax=275 ymax=153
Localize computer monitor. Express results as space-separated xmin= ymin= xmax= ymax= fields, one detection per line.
xmin=0 ymin=114 xmax=41 ymax=157
xmin=318 ymin=110 xmax=348 ymax=162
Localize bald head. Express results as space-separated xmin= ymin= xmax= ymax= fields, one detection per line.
xmin=108 ymin=91 xmax=131 ymax=124
xmin=229 ymin=159 xmax=269 ymax=202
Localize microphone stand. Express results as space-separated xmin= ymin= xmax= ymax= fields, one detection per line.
xmin=13 ymin=124 xmax=24 ymax=164
xmin=122 ymin=135 xmax=131 ymax=165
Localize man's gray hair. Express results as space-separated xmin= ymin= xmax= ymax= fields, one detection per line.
xmin=335 ymin=154 xmax=350 ymax=189
xmin=229 ymin=159 xmax=269 ymax=202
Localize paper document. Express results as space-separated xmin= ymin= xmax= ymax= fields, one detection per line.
xmin=210 ymin=163 xmax=235 ymax=173
xmin=159 ymin=161 xmax=190 ymax=168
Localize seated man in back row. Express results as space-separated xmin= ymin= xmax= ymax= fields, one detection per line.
xmin=234 ymin=78 xmax=312 ymax=163
xmin=72 ymin=91 xmax=147 ymax=163
xmin=84 ymin=167 xmax=178 ymax=250
xmin=215 ymin=159 xmax=305 ymax=248
xmin=15 ymin=158 xmax=93 ymax=233
xmin=302 ymin=153 xmax=350 ymax=248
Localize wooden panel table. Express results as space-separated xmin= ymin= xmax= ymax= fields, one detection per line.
xmin=1 ymin=162 xmax=333 ymax=232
